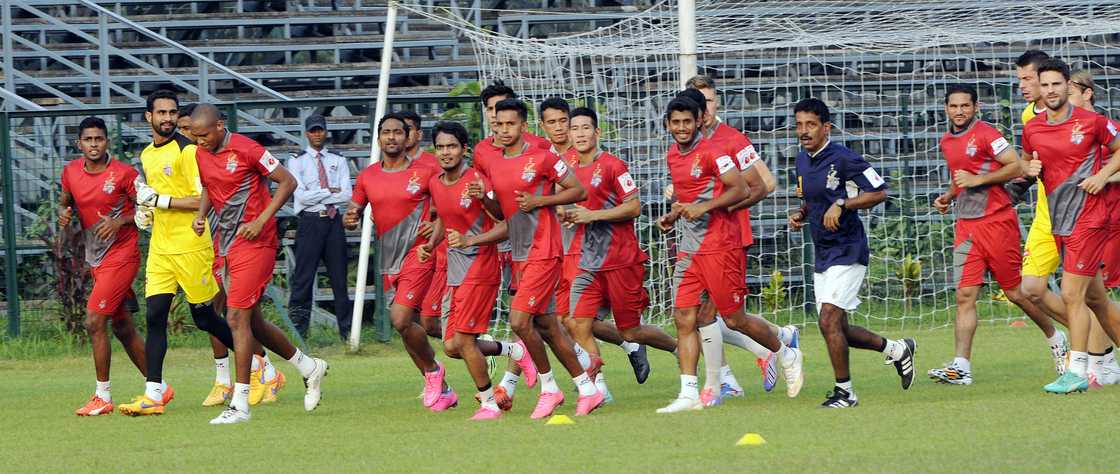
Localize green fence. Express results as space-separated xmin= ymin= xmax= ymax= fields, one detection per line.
xmin=1 ymin=95 xmax=483 ymax=338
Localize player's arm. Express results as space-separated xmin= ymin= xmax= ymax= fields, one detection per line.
xmin=568 ymin=195 xmax=640 ymax=225
xmin=192 ymin=188 xmax=211 ymax=236
xmin=955 ymin=147 xmax=1022 ymax=188
xmin=933 ymin=181 xmax=957 ymax=214
xmin=518 ymin=172 xmax=586 ymax=211
xmin=729 ymin=165 xmax=768 ymax=211
xmin=237 ymin=166 xmax=297 ymax=240
xmin=58 ymin=190 xmax=75 ymax=228
xmin=1082 ymin=133 xmax=1120 ymax=194
xmin=679 ymin=156 xmax=747 ymax=221
xmin=449 ymin=220 xmax=508 ymax=248
xmin=343 ymin=177 xmax=370 ymax=231
xmin=417 ymin=214 xmax=444 ymax=262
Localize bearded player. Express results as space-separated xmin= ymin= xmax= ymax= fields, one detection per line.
xmin=63 ymin=117 xmax=151 ymax=416
xmin=191 ymin=104 xmax=328 ymax=424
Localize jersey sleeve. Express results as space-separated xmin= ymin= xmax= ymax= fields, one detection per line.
xmin=707 ymin=149 xmax=739 ymax=179
xmin=733 ymin=134 xmax=761 ymax=171
xmin=611 ymin=158 xmax=639 ymax=200
xmin=843 ymin=150 xmax=888 ymax=192
xmin=122 ymin=165 xmax=139 ymax=199
xmin=1096 ymin=116 xmax=1120 ymax=149
xmin=1021 ymin=124 xmax=1036 ymax=156
xmin=61 ymin=165 xmax=72 ymax=195
xmin=351 ymin=168 xmax=371 ymax=208
xmin=249 ymin=142 xmax=281 ymax=177
xmin=983 ymin=126 xmax=1011 ymax=158
xmin=543 ymin=151 xmax=571 ymax=184
xmin=179 ymin=144 xmax=204 ymax=195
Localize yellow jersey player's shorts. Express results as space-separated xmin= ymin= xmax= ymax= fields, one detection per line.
xmin=145 ymin=248 xmax=220 ymax=303
xmin=1022 ymin=179 xmax=1061 ymax=277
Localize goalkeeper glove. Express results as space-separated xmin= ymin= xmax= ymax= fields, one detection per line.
xmin=134 ymin=205 xmax=154 ymax=231
xmin=134 ymin=176 xmax=172 ymax=209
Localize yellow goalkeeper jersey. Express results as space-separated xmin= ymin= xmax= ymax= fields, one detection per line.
xmin=139 ymin=133 xmax=213 ymax=255
xmin=1021 ymin=101 xmax=1050 ymax=228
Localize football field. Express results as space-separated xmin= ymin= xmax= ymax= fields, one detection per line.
xmin=2 ymin=324 xmax=1115 ymax=473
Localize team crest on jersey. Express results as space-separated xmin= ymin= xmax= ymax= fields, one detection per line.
xmin=459 ymin=186 xmax=473 ymax=208
xmin=690 ymin=157 xmax=702 ymax=178
xmin=826 ymin=164 xmax=840 ymax=190
xmin=590 ymin=164 xmax=603 ymax=188
xmin=522 ymin=157 xmax=537 ymax=182
xmin=101 ymin=171 xmax=117 ymax=194
xmin=406 ymin=172 xmax=422 ymax=195
xmin=225 ymin=153 xmax=238 ymax=173
xmin=965 ymin=137 xmax=978 ymax=157
xmin=162 ymin=163 xmax=173 ymax=176
xmin=1071 ymin=122 xmax=1085 ymax=144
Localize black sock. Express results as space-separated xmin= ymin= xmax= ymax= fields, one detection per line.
xmin=1090 ymin=351 xmax=1107 ymax=357
xmin=876 ymin=339 xmax=888 ymax=352
xmin=835 ymin=377 xmax=851 ymax=385
xmin=189 ymin=301 xmax=235 ymax=349
xmin=477 ymin=382 xmax=492 ymax=392
xmin=1105 ymin=347 xmax=1114 ymax=355
xmin=144 ymin=294 xmax=174 ymax=383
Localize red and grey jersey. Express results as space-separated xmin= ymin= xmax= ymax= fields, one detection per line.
xmin=708 ymin=122 xmax=762 ymax=247
xmin=485 ymin=146 xmax=571 ymax=261
xmin=196 ymin=132 xmax=281 ymax=255
xmin=429 ymin=167 xmax=501 ymax=285
xmin=560 ymin=148 xmax=581 ymax=255
xmin=940 ymin=120 xmax=1014 ymax=220
xmin=60 ymin=158 xmax=140 ymax=267
xmin=473 ymin=133 xmax=551 ymax=256
xmin=352 ymin=159 xmax=438 ymax=275
xmin=666 ymin=137 xmax=741 ymax=255
xmin=568 ymin=150 xmax=647 ymax=272
xmin=1023 ymin=106 xmax=1120 ymax=235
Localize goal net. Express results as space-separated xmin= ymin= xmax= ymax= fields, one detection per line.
xmin=402 ymin=0 xmax=1120 ymax=335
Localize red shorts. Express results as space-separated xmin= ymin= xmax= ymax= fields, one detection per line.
xmin=953 ymin=215 xmax=1022 ymax=289
xmin=421 ymin=268 xmax=447 ymax=317
xmin=554 ymin=254 xmax=581 ymax=316
xmin=511 ymin=258 xmax=561 ymax=315
xmin=1055 ymin=222 xmax=1108 ymax=277
xmin=570 ymin=264 xmax=650 ymax=330
xmin=383 ymin=253 xmax=434 ymax=311
xmin=444 ymin=283 xmax=500 ymax=339
xmin=672 ymin=250 xmax=745 ymax=316
xmin=87 ymin=259 xmax=139 ymax=318
xmin=220 ymin=246 xmax=275 ymax=309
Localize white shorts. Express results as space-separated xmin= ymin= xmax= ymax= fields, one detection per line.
xmin=814 ymin=264 xmax=866 ymax=313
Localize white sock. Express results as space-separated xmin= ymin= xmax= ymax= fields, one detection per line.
xmin=1106 ymin=349 xmax=1120 ymax=369
xmin=540 ymin=371 xmax=560 ymax=394
xmin=145 ymin=381 xmax=163 ymax=402
xmin=251 ymin=355 xmax=261 ymax=371
xmin=95 ymin=380 xmax=111 ymax=402
xmin=232 ymin=383 xmax=251 ymax=412
xmin=778 ymin=344 xmax=796 ymax=368
xmin=214 ymin=357 xmax=231 ymax=385
xmin=499 ymin=371 xmax=519 ymax=396
xmin=1090 ymin=353 xmax=1103 ymax=372
xmin=479 ymin=387 xmax=499 ymax=411
xmin=716 ymin=317 xmax=769 ymax=358
xmin=287 ymin=349 xmax=317 ymax=378
xmin=573 ymin=372 xmax=596 ymax=397
xmin=594 ymin=372 xmax=608 ymax=395
xmin=679 ymin=374 xmax=699 ymax=400
xmin=883 ymin=339 xmax=905 ymax=361
xmin=505 ymin=342 xmax=525 ymax=361
xmin=720 ymin=365 xmax=742 ymax=391
xmin=778 ymin=325 xmax=794 ymax=346
xmin=836 ymin=380 xmax=855 ymax=399
xmin=261 ymin=353 xmax=277 ymax=381
xmin=1047 ymin=330 xmax=1066 ymax=347
xmin=574 ymin=344 xmax=591 ymax=370
xmin=698 ymin=322 xmax=724 ymax=390
xmin=619 ymin=341 xmax=641 ymax=354
xmin=953 ymin=357 xmax=971 ymax=372
xmin=1070 ymin=351 xmax=1089 ymax=378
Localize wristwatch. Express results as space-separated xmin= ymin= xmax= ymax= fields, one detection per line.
xmin=834 ymin=198 xmax=846 ymax=210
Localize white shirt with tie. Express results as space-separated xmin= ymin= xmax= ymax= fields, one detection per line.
xmin=288 ymin=146 xmax=353 ymax=214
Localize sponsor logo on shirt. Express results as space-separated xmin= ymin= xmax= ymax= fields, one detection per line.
xmin=590 ymin=164 xmax=603 ymax=188
xmin=225 ymin=153 xmax=238 ymax=173
xmin=690 ymin=157 xmax=702 ymax=178
xmin=163 ymin=163 xmax=173 ymax=176
xmin=826 ymin=164 xmax=839 ymax=190
xmin=101 ymin=171 xmax=117 ymax=194
xmin=1071 ymin=122 xmax=1085 ymax=145
xmin=522 ymin=157 xmax=537 ymax=182
xmin=406 ymin=171 xmax=422 ymax=195
xmin=965 ymin=137 xmax=978 ymax=157
xmin=459 ymin=186 xmax=472 ymax=208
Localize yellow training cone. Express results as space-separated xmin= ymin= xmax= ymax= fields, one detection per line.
xmin=546 ymin=415 xmax=575 ymax=425
xmin=736 ymin=433 xmax=766 ymax=446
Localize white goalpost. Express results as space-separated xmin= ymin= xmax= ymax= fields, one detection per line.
xmin=349 ymin=0 xmax=1120 ymax=345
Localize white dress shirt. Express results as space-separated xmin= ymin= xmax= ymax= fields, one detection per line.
xmin=288 ymin=146 xmax=352 ymax=214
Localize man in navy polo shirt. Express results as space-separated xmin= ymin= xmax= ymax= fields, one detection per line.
xmin=788 ymin=98 xmax=916 ymax=408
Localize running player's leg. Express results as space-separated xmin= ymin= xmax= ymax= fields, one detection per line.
xmin=930 ymin=284 xmax=978 ymax=385
xmin=1084 ymin=276 xmax=1120 ymax=386
xmin=658 ymin=255 xmax=705 ymax=413
xmin=77 ymin=309 xmax=115 ymax=416
xmin=109 ymin=305 xmax=146 ymax=375
xmin=1020 ymin=220 xmax=1069 ymax=327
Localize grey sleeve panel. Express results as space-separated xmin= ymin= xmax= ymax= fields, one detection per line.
xmin=955 ymin=160 xmax=995 ymax=219
xmin=84 ymin=195 xmax=126 ymax=267
xmin=376 ymin=202 xmax=427 ymax=275
xmin=1047 ymin=153 xmax=1098 ymax=236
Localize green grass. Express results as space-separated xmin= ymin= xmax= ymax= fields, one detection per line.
xmin=1 ymin=324 xmax=1117 ymax=473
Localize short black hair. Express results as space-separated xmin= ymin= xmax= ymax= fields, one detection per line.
xmin=399 ymin=109 xmax=422 ymax=130
xmin=1016 ymin=49 xmax=1051 ymax=69
xmin=944 ymin=84 xmax=978 ymax=104
xmin=677 ymin=88 xmax=707 ymax=115
xmin=179 ymin=103 xmax=196 ymax=118
xmin=569 ymin=107 xmax=598 ymax=128
xmin=432 ymin=121 xmax=470 ymax=148
xmin=378 ymin=112 xmax=411 ymax=135
xmin=494 ymin=98 xmax=528 ymax=121
xmin=78 ymin=116 xmax=108 ymax=137
xmin=793 ymin=98 xmax=830 ymax=123
xmin=481 ymin=80 xmax=516 ymax=107
xmin=146 ymin=89 xmax=179 ymax=112
xmin=665 ymin=97 xmax=701 ymax=122
xmin=538 ymin=97 xmax=570 ymax=117
xmin=1036 ymin=58 xmax=1070 ymax=81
